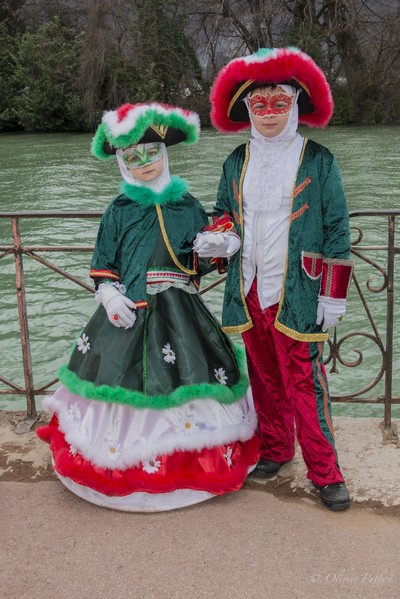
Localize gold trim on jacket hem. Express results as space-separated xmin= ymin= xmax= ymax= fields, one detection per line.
xmin=274 ymin=320 xmax=328 ymax=342
xmin=222 ymin=321 xmax=253 ymax=334
xmin=155 ymin=205 xmax=197 ymax=275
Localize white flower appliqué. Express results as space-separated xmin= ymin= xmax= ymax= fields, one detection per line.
xmin=176 ymin=413 xmax=199 ymax=435
xmin=224 ymin=446 xmax=233 ymax=468
xmin=162 ymin=342 xmax=176 ymax=364
xmin=142 ymin=456 xmax=161 ymax=474
xmin=105 ymin=440 xmax=122 ymax=461
xmin=77 ymin=333 xmax=90 ymax=354
xmin=67 ymin=402 xmax=81 ymax=421
xmin=214 ymin=367 xmax=228 ymax=385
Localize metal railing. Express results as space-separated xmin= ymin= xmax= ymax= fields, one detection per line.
xmin=1 ymin=210 xmax=399 ymax=429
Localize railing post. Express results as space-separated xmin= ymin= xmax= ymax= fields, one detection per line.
xmin=384 ymin=215 xmax=395 ymax=428
xmin=12 ymin=217 xmax=36 ymax=419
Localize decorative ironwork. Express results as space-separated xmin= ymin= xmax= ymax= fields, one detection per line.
xmin=1 ymin=210 xmax=399 ymax=428
xmin=324 ymin=211 xmax=400 ymax=428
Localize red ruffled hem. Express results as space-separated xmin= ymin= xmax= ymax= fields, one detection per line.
xmin=36 ymin=416 xmax=260 ymax=497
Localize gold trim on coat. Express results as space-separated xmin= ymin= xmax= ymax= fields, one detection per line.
xmin=155 ymin=205 xmax=197 ymax=275
xmin=222 ymin=321 xmax=254 ymax=334
xmin=275 ymin=139 xmax=315 ymax=338
xmin=274 ymin=319 xmax=328 ymax=342
xmin=236 ymin=143 xmax=253 ymax=329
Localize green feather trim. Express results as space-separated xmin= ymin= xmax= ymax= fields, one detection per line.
xmin=120 ymin=176 xmax=189 ymax=205
xmin=58 ymin=345 xmax=249 ymax=410
xmin=91 ymin=124 xmax=114 ymax=161
xmin=91 ymin=110 xmax=199 ymax=160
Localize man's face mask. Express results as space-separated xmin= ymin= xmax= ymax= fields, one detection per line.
xmin=249 ymin=91 xmax=295 ymax=118
xmin=121 ymin=143 xmax=163 ymax=170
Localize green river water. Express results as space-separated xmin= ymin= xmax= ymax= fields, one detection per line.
xmin=0 ymin=126 xmax=399 ymax=416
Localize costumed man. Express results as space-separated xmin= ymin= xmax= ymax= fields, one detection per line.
xmin=37 ymin=102 xmax=259 ymax=512
xmin=194 ymin=48 xmax=353 ymax=511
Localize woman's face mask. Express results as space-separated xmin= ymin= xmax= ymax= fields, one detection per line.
xmin=121 ymin=143 xmax=163 ymax=171
xmin=248 ymin=91 xmax=295 ymax=119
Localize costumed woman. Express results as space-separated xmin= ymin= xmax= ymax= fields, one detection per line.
xmin=194 ymin=48 xmax=353 ymax=511
xmin=36 ymin=102 xmax=260 ymax=512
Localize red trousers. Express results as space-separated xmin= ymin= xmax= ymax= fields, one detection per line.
xmin=242 ymin=280 xmax=344 ymax=486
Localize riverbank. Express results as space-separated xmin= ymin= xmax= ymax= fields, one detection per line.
xmin=1 ymin=411 xmax=399 ymax=514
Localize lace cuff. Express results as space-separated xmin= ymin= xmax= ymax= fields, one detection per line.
xmin=95 ymin=281 xmax=127 ymax=303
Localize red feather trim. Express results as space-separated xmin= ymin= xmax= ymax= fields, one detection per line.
xmin=36 ymin=416 xmax=260 ymax=496
xmin=210 ymin=48 xmax=333 ymax=132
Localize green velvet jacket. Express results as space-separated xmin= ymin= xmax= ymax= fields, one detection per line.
xmin=213 ymin=138 xmax=352 ymax=341
xmin=90 ymin=177 xmax=210 ymax=299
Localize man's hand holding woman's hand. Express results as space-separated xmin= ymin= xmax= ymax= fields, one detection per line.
xmin=193 ymin=231 xmax=240 ymax=258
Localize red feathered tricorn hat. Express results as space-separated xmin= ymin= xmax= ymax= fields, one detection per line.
xmin=210 ymin=47 xmax=333 ymax=133
xmin=92 ymin=102 xmax=200 ymax=160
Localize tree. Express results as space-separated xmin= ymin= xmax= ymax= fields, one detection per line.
xmin=13 ymin=17 xmax=83 ymax=131
xmin=78 ymin=0 xmax=207 ymax=129
xmin=0 ymin=23 xmax=21 ymax=129
xmin=132 ymin=0 xmax=205 ymax=104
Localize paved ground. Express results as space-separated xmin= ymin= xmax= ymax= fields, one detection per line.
xmin=1 ymin=411 xmax=400 ymax=599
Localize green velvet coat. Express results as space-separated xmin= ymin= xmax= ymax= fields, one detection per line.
xmin=213 ymin=138 xmax=351 ymax=341
xmin=58 ymin=177 xmax=249 ymax=409
xmin=90 ymin=177 xmax=210 ymax=300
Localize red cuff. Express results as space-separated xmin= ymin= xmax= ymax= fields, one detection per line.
xmin=89 ymin=269 xmax=120 ymax=282
xmin=204 ymin=212 xmax=235 ymax=234
xmin=320 ymin=259 xmax=353 ymax=300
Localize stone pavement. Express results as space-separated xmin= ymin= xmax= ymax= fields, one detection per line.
xmin=1 ymin=411 xmax=400 ymax=599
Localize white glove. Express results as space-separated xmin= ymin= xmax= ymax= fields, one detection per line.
xmin=97 ymin=285 xmax=137 ymax=329
xmin=316 ymin=298 xmax=346 ymax=332
xmin=193 ymin=232 xmax=240 ymax=258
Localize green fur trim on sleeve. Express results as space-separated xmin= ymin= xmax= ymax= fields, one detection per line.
xmin=120 ymin=176 xmax=189 ymax=205
xmin=58 ymin=344 xmax=249 ymax=410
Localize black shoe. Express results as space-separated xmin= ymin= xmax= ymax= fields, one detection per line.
xmin=314 ymin=483 xmax=350 ymax=511
xmin=252 ymin=459 xmax=283 ymax=478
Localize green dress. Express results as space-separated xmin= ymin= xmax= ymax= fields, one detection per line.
xmin=38 ymin=177 xmax=260 ymax=512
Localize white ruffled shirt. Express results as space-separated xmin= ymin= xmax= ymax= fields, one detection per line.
xmin=241 ymin=90 xmax=304 ymax=309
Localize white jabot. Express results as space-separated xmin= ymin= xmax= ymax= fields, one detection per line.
xmin=116 ymin=143 xmax=171 ymax=192
xmin=242 ymin=86 xmax=304 ymax=308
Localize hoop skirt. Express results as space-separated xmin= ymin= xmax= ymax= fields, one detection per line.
xmin=37 ymin=231 xmax=259 ymax=511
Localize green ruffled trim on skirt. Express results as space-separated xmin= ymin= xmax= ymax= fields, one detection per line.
xmin=58 ymin=344 xmax=249 ymax=410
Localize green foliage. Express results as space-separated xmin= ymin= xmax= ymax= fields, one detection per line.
xmin=13 ymin=17 xmax=84 ymax=131
xmin=1 ymin=1 xmax=398 ymax=131
xmin=131 ymin=0 xmax=205 ymax=106
xmin=330 ymin=93 xmax=356 ymax=125
xmin=0 ymin=23 xmax=22 ymax=130
xmin=0 ymin=0 xmax=26 ymax=36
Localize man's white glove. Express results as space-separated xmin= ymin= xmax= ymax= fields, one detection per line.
xmin=97 ymin=285 xmax=137 ymax=329
xmin=316 ymin=298 xmax=346 ymax=332
xmin=193 ymin=231 xmax=240 ymax=258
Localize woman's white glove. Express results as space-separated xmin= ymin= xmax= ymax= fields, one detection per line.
xmin=97 ymin=285 xmax=137 ymax=329
xmin=316 ymin=298 xmax=346 ymax=332
xmin=193 ymin=232 xmax=240 ymax=258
